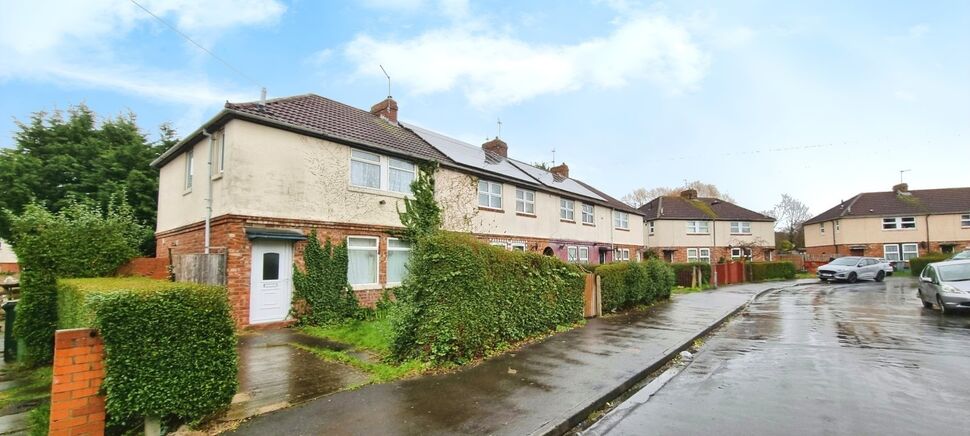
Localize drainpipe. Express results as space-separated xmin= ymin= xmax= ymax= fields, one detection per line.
xmin=711 ymin=219 xmax=718 ymax=289
xmin=925 ymin=215 xmax=931 ymax=255
xmin=832 ymin=220 xmax=837 ymax=255
xmin=201 ymin=129 xmax=214 ymax=254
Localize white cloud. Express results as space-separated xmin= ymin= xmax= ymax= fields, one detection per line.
xmin=343 ymin=13 xmax=709 ymax=107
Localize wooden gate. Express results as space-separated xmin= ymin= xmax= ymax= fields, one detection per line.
xmin=173 ymin=253 xmax=226 ymax=285
xmin=583 ymin=274 xmax=602 ymax=318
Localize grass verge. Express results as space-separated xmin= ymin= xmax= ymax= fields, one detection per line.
xmin=302 ymin=319 xmax=393 ymax=355
xmin=672 ymin=285 xmax=711 ymax=295
xmin=0 ymin=365 xmax=52 ymax=410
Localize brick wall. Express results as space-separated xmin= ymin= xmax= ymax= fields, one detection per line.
xmin=50 ymin=328 xmax=105 ymax=436
xmin=0 ymin=263 xmax=18 ymax=274
xmin=114 ymin=257 xmax=169 ymax=279
xmin=662 ymin=246 xmax=772 ymax=263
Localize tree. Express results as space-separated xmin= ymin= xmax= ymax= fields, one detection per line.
xmin=769 ymin=194 xmax=811 ymax=248
xmin=622 ymin=180 xmax=735 ymax=207
xmin=397 ymin=161 xmax=442 ymax=241
xmin=0 ymin=104 xmax=172 ymax=252
xmin=532 ymin=162 xmax=551 ymax=171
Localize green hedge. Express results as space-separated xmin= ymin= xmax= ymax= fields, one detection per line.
xmin=597 ymin=259 xmax=675 ymax=312
xmin=670 ymin=262 xmax=712 ymax=287
xmin=390 ymin=232 xmax=584 ymax=364
xmin=58 ymin=278 xmax=237 ymax=427
xmin=747 ymin=261 xmax=797 ymax=281
xmin=13 ymin=270 xmax=58 ymax=365
xmin=909 ymin=254 xmax=953 ymax=276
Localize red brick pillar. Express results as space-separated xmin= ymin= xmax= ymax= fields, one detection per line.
xmin=50 ymin=328 xmax=106 ymax=436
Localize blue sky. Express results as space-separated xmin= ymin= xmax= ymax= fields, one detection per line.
xmin=1 ymin=0 xmax=968 ymax=215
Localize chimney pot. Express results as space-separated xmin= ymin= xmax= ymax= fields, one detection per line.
xmin=370 ymin=97 xmax=399 ymax=123
xmin=482 ymin=137 xmax=508 ymax=158
xmin=550 ymin=162 xmax=569 ymax=178
xmin=680 ymin=189 xmax=698 ymax=200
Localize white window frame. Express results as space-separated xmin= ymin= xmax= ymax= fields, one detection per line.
xmin=515 ymin=188 xmax=536 ymax=215
xmin=388 ymin=157 xmax=417 ymax=193
xmin=510 ymin=242 xmax=527 ymax=251
xmin=347 ymin=236 xmax=380 ymax=288
xmin=883 ymin=244 xmax=900 ymax=261
xmin=730 ymin=247 xmax=752 ymax=260
xmin=184 ymin=149 xmax=194 ymax=191
xmin=648 ymin=221 xmax=655 ymax=235
xmin=567 ymin=246 xmax=578 ymax=262
xmin=820 ymin=222 xmax=825 ymax=234
xmin=902 ymin=243 xmax=919 ymax=260
xmin=961 ymin=214 xmax=970 ymax=228
xmin=211 ymin=132 xmax=226 ymax=178
xmin=730 ymin=221 xmax=751 ymax=235
xmin=614 ymin=211 xmax=629 ymax=229
xmin=686 ymin=220 xmax=709 ymax=234
xmin=614 ymin=248 xmax=630 ymax=261
xmin=490 ymin=241 xmax=508 ymax=249
xmin=834 ymin=220 xmax=840 ymax=232
xmin=882 ymin=216 xmax=916 ymax=230
xmin=561 ymin=198 xmax=575 ymax=221
xmin=581 ymin=204 xmax=595 ymax=225
xmin=688 ymin=248 xmax=711 ymax=263
xmin=479 ymin=180 xmax=503 ymax=209
xmin=578 ymin=246 xmax=589 ymax=263
xmin=349 ymin=148 xmax=416 ymax=194
xmin=386 ymin=238 xmax=411 ymax=286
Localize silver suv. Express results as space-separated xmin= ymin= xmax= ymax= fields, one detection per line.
xmin=918 ymin=259 xmax=970 ymax=314
xmin=817 ymin=256 xmax=887 ymax=283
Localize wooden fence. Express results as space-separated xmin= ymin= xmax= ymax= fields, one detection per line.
xmin=714 ymin=262 xmax=745 ymax=285
xmin=583 ymin=274 xmax=602 ymax=318
xmin=172 ymin=253 xmax=226 ymax=286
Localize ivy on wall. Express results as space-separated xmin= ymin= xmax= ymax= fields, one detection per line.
xmin=292 ymin=231 xmax=361 ymax=325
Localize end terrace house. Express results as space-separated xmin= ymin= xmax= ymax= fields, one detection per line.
xmin=151 ymin=94 xmax=645 ymax=326
xmin=803 ymin=184 xmax=970 ymax=261
xmin=639 ymin=189 xmax=776 ymax=263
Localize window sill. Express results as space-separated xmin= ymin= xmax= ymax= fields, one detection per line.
xmin=615 ymin=227 xmax=630 ymax=232
xmin=730 ymin=233 xmax=752 ymax=236
xmin=351 ymin=283 xmax=381 ymax=291
xmin=182 ymin=188 xmax=192 ymax=196
xmin=479 ymin=206 xmax=505 ymax=213
xmin=349 ymin=185 xmax=410 ymax=199
xmin=582 ymin=223 xmax=595 ymax=227
xmin=516 ymin=212 xmax=537 ymax=218
xmin=882 ymin=228 xmax=917 ymax=231
xmin=686 ymin=233 xmax=710 ymax=235
xmin=560 ymin=219 xmax=576 ymax=224
xmin=211 ymin=172 xmax=224 ymax=181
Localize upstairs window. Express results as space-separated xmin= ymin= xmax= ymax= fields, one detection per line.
xmin=648 ymin=221 xmax=655 ymax=235
xmin=184 ymin=149 xmax=194 ymax=190
xmin=350 ymin=149 xmax=416 ymax=193
xmin=388 ymin=158 xmax=416 ymax=193
xmin=614 ymin=211 xmax=629 ymax=229
xmin=350 ymin=149 xmax=381 ymax=189
xmin=962 ymin=214 xmax=970 ymax=228
xmin=730 ymin=221 xmax=751 ymax=234
xmin=582 ymin=204 xmax=595 ymax=224
xmin=686 ymin=220 xmax=709 ymax=234
xmin=516 ymin=188 xmax=535 ymax=214
xmin=883 ymin=216 xmax=916 ymax=230
xmin=820 ymin=222 xmax=825 ymax=234
xmin=561 ymin=198 xmax=575 ymax=221
xmin=479 ymin=180 xmax=503 ymax=209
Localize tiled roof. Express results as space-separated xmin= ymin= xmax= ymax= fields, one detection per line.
xmin=805 ymin=187 xmax=970 ymax=224
xmin=225 ymin=94 xmax=452 ymax=162
xmin=572 ymin=180 xmax=644 ymax=216
xmin=638 ymin=196 xmax=774 ymax=222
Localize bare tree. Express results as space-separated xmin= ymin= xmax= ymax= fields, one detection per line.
xmin=622 ymin=180 xmax=735 ymax=207
xmin=770 ymin=194 xmax=811 ymax=246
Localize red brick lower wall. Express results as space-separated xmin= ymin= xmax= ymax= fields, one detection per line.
xmin=659 ymin=246 xmax=773 ymax=263
xmin=114 ymin=257 xmax=169 ymax=280
xmin=805 ymin=241 xmax=970 ymax=261
xmin=50 ymin=329 xmax=105 ymax=436
xmin=0 ymin=263 xmax=18 ymax=274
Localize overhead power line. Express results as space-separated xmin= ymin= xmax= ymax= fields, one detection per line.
xmin=128 ymin=0 xmax=263 ymax=89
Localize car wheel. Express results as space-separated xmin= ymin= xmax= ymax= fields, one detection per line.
xmin=875 ymin=271 xmax=885 ymax=282
xmin=938 ymin=295 xmax=947 ymax=314
xmin=820 ymin=278 xmax=828 ymax=282
xmin=918 ymin=291 xmax=933 ymax=308
xmin=847 ymin=272 xmax=858 ymax=283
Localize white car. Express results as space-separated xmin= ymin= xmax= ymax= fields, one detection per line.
xmin=876 ymin=258 xmax=895 ymax=276
xmin=817 ymin=256 xmax=888 ymax=283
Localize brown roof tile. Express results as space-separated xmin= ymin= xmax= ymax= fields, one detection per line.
xmin=638 ymin=196 xmax=774 ymax=222
xmin=805 ymin=187 xmax=970 ymax=224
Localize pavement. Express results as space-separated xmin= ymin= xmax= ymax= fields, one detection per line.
xmin=586 ymin=278 xmax=970 ymax=435
xmin=231 ymin=280 xmax=799 ymax=436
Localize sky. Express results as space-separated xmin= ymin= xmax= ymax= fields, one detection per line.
xmin=1 ymin=0 xmax=968 ymax=217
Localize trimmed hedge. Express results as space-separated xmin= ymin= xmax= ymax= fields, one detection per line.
xmin=13 ymin=270 xmax=58 ymax=365
xmin=909 ymin=253 xmax=953 ymax=276
xmin=597 ymin=259 xmax=675 ymax=312
xmin=390 ymin=232 xmax=584 ymax=364
xmin=58 ymin=278 xmax=237 ymax=427
xmin=671 ymin=262 xmax=712 ymax=287
xmin=747 ymin=261 xmax=797 ymax=281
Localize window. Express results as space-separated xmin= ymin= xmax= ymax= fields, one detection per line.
xmin=350 ymin=149 xmax=416 ymax=193
xmin=561 ymin=198 xmax=575 ymax=221
xmin=614 ymin=211 xmax=629 ymax=229
xmin=835 ymin=220 xmax=840 ymax=232
xmin=479 ymin=180 xmax=503 ymax=209
xmin=902 ymin=243 xmax=919 ymax=260
xmin=567 ymin=246 xmax=578 ymax=262
xmin=582 ymin=204 xmax=595 ymax=224
xmin=578 ymin=247 xmax=589 ymax=263
xmin=615 ymin=248 xmax=630 ymax=261
xmin=211 ymin=133 xmax=226 ymax=175
xmin=962 ymin=214 xmax=970 ymax=228
xmin=490 ymin=241 xmax=508 ymax=249
xmin=516 ymin=188 xmax=535 ymax=214
xmin=262 ymin=252 xmax=279 ymax=280
xmin=511 ymin=242 xmax=526 ymax=251
xmin=184 ymin=149 xmax=194 ymax=190
xmin=820 ymin=222 xmax=825 ymax=234
xmin=347 ymin=236 xmax=379 ymax=286
xmin=730 ymin=221 xmax=751 ymax=234
xmin=387 ymin=238 xmax=411 ymax=285
xmin=730 ymin=248 xmax=751 ymax=259
xmin=687 ymin=248 xmax=711 ymax=263
xmin=388 ymin=158 xmax=416 ymax=193
xmin=882 ymin=216 xmax=916 ymax=230
xmin=648 ymin=221 xmax=655 ymax=235
xmin=686 ymin=220 xmax=709 ymax=234
xmin=883 ymin=244 xmax=900 ymax=261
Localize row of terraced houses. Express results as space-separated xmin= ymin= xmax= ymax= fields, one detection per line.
xmin=151 ymin=94 xmax=781 ymax=326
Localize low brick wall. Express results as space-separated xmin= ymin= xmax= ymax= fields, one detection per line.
xmin=50 ymin=328 xmax=106 ymax=436
xmin=115 ymin=256 xmax=169 ymax=280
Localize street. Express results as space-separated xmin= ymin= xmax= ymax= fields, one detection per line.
xmin=587 ymin=278 xmax=970 ymax=435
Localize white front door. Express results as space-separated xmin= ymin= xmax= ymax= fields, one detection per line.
xmin=250 ymin=240 xmax=293 ymax=324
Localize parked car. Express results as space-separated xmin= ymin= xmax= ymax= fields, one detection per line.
xmin=876 ymin=258 xmax=895 ymax=276
xmin=817 ymin=256 xmax=887 ymax=283
xmin=951 ymin=250 xmax=970 ymax=260
xmin=917 ymin=259 xmax=970 ymax=314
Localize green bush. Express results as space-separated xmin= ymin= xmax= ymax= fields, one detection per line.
xmin=747 ymin=261 xmax=797 ymax=281
xmin=292 ymin=231 xmax=360 ymax=325
xmin=13 ymin=270 xmax=58 ymax=365
xmin=390 ymin=232 xmax=584 ymax=364
xmin=596 ymin=259 xmax=675 ymax=312
xmin=909 ymin=253 xmax=952 ymax=276
xmin=58 ymin=278 xmax=237 ymax=427
xmin=670 ymin=262 xmax=712 ymax=287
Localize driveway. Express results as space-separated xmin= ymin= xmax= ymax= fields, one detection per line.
xmin=587 ymin=278 xmax=970 ymax=435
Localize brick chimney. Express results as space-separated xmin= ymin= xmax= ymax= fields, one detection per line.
xmin=482 ymin=137 xmax=508 ymax=158
xmin=893 ymin=183 xmax=909 ymax=194
xmin=680 ymin=189 xmax=698 ymax=200
xmin=550 ymin=162 xmax=569 ymax=178
xmin=370 ymin=97 xmax=398 ymax=123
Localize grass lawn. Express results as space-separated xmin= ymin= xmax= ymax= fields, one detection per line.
xmin=300 ymin=318 xmax=427 ymax=383
xmin=795 ymin=272 xmax=816 ymax=279
xmin=672 ymin=286 xmax=710 ymax=295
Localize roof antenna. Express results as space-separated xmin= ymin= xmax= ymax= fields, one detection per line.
xmin=551 ymin=147 xmax=556 ymax=166
xmin=496 ymin=117 xmax=502 ymax=138
xmin=259 ymin=87 xmax=267 ymax=106
xmin=379 ymin=64 xmax=392 ymax=107
xmin=899 ymin=169 xmax=910 ymax=183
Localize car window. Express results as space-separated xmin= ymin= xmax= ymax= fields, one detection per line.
xmin=938 ymin=263 xmax=970 ymax=281
xmin=927 ymin=266 xmax=939 ymax=283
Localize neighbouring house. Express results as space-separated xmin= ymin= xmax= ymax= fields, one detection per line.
xmin=803 ymin=184 xmax=970 ymax=261
xmin=150 ymin=94 xmax=645 ymax=326
xmin=0 ymin=238 xmax=17 ymax=274
xmin=639 ymin=189 xmax=776 ymax=263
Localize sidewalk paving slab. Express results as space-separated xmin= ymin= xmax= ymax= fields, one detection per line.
xmin=230 ymin=281 xmax=805 ymax=436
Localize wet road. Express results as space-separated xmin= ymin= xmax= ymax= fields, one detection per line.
xmin=588 ymin=279 xmax=970 ymax=435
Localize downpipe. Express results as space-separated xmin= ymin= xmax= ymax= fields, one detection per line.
xmin=201 ymin=129 xmax=214 ymax=254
